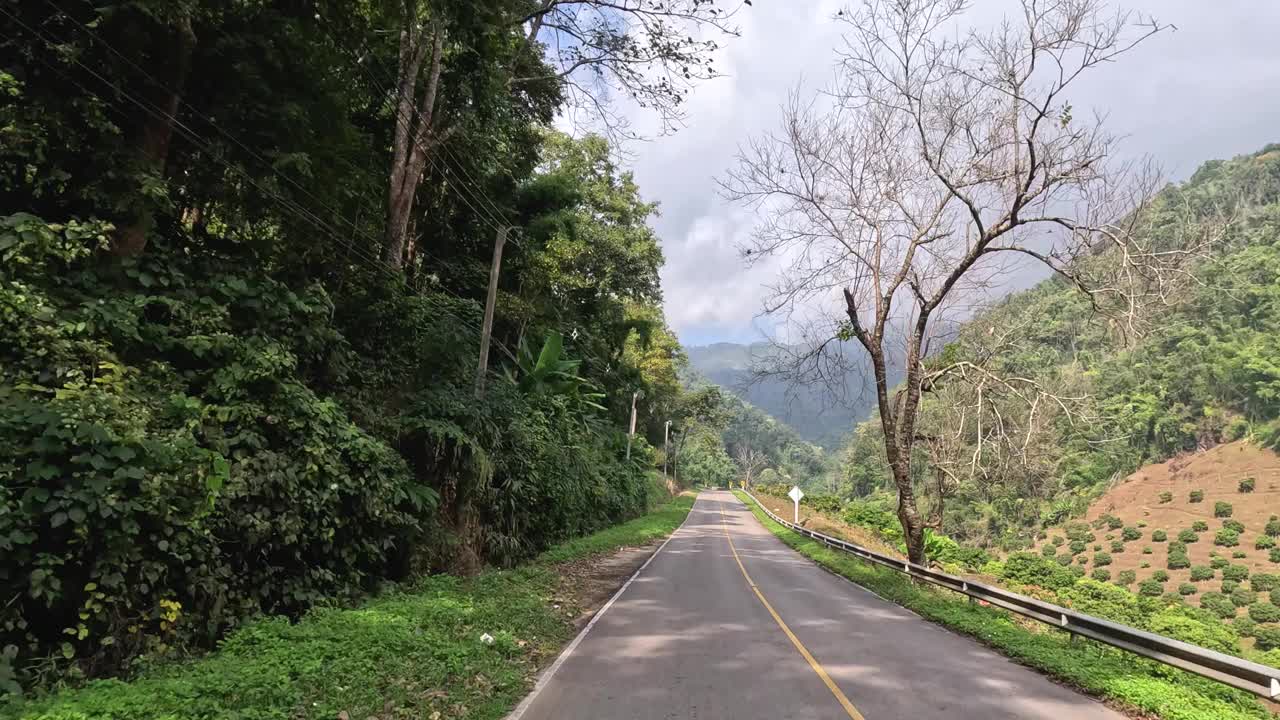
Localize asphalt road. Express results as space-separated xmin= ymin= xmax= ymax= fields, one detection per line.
xmin=509 ymin=490 xmax=1126 ymax=720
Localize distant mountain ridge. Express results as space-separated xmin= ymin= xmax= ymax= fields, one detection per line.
xmin=685 ymin=341 xmax=883 ymax=448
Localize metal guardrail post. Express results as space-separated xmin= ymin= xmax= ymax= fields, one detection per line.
xmin=738 ymin=489 xmax=1280 ymax=700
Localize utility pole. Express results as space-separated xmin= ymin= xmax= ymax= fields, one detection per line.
xmin=475 ymin=225 xmax=511 ymax=399
xmin=625 ymin=390 xmax=638 ymax=460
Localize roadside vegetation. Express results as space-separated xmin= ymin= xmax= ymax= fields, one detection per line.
xmin=3 ymin=493 xmax=694 ymax=719
xmin=737 ymin=491 xmax=1273 ymax=720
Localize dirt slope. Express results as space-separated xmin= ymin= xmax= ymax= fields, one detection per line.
xmin=1039 ymin=441 xmax=1280 ymax=602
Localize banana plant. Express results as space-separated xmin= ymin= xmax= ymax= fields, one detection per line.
xmin=505 ymin=331 xmax=607 ymax=414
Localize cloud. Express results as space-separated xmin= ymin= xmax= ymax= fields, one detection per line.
xmin=624 ymin=0 xmax=1280 ymax=346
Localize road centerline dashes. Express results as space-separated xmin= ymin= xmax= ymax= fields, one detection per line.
xmin=718 ymin=498 xmax=867 ymax=720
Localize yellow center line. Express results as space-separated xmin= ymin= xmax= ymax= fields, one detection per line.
xmin=718 ymin=499 xmax=867 ymax=720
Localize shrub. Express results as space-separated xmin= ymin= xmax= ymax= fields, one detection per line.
xmin=1093 ymin=551 xmax=1112 ymax=567
xmin=1117 ymin=569 xmax=1137 ymax=585
xmin=1069 ymin=565 xmax=1086 ymax=578
xmin=1189 ymin=490 xmax=1204 ymax=503
xmin=1257 ymin=535 xmax=1276 ymax=550
xmin=1146 ymin=605 xmax=1240 ymax=655
xmin=1252 ymin=573 xmax=1280 ymax=592
xmin=1167 ymin=551 xmax=1191 ymax=570
xmin=1093 ymin=544 xmax=1103 ymax=551
xmin=1249 ymin=603 xmax=1280 ymax=623
xmin=1141 ymin=546 xmax=1153 ymax=554
xmin=1138 ymin=521 xmax=1147 ymax=528
xmin=1140 ymin=561 xmax=1151 ymax=568
xmin=1041 ymin=544 xmax=1057 ymax=558
xmin=1001 ymin=552 xmax=1079 ymax=590
xmin=1211 ymin=556 xmax=1229 ymax=569
xmin=1191 ymin=520 xmax=1208 ymax=532
xmin=1271 ymin=547 xmax=1280 ymax=563
xmin=1201 ymin=592 xmax=1236 ymax=619
xmin=1255 ymin=625 xmax=1280 ymax=651
xmin=1223 ymin=564 xmax=1250 ymax=581
xmin=1051 ymin=535 xmax=1065 ymax=546
xmin=1064 ymin=523 xmax=1094 ymax=543
xmin=1055 ymin=553 xmax=1074 ymax=566
xmin=1214 ymin=501 xmax=1233 ymax=518
xmin=1069 ymin=539 xmax=1086 ymax=554
xmin=1190 ymin=566 xmax=1215 ymax=582
xmin=1077 ymin=555 xmax=1089 ymax=565
xmin=1214 ymin=528 xmax=1240 ymax=547
xmin=1177 ymin=529 xmax=1198 ymax=543
xmin=1109 ymin=540 xmax=1124 ymax=553
xmin=1231 ymin=587 xmax=1257 ymax=607
xmin=1175 ymin=583 xmax=1196 ymax=596
xmin=1121 ymin=526 xmax=1141 ymax=542
xmin=1222 ymin=579 xmax=1240 ymax=594
xmin=1062 ymin=579 xmax=1145 ymax=624
xmin=1235 ymin=617 xmax=1258 ymax=637
xmin=1091 ymin=568 xmax=1112 ymax=582
xmin=1274 ymin=589 xmax=1280 ymax=606
xmin=1104 ymin=514 xmax=1124 ymax=530
xmin=1158 ymin=491 xmax=1173 ymax=504
xmin=1239 ymin=477 xmax=1256 ymax=493
xmin=1138 ymin=579 xmax=1164 ymax=597
xmin=1267 ymin=515 xmax=1280 ymax=537
xmin=1152 ymin=570 xmax=1169 ymax=583
xmin=1233 ymin=550 xmax=1248 ymax=559
xmin=1151 ymin=529 xmax=1167 ymax=542
xmin=1222 ymin=518 xmax=1245 ymax=533
xmin=1167 ymin=540 xmax=1187 ymax=555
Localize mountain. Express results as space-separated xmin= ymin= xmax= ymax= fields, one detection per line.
xmin=685 ymin=341 xmax=883 ymax=448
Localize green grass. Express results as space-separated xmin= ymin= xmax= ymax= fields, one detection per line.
xmin=4 ymin=494 xmax=695 ymax=720
xmin=733 ymin=491 xmax=1273 ymax=720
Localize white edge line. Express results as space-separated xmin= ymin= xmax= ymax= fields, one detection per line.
xmin=503 ymin=497 xmax=698 ymax=720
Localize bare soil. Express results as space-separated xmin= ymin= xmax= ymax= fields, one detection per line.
xmin=1036 ymin=441 xmax=1280 ymax=614
xmin=550 ymin=543 xmax=660 ymax=630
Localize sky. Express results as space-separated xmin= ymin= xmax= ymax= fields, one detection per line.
xmin=625 ymin=0 xmax=1280 ymax=347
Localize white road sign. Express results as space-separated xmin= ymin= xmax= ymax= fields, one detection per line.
xmin=788 ymin=485 xmax=804 ymax=523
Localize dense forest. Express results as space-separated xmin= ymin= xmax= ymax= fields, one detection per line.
xmin=0 ymin=0 xmax=741 ymax=692
xmin=829 ymin=145 xmax=1280 ymax=552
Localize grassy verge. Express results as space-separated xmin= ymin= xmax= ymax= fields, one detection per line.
xmin=733 ymin=490 xmax=1273 ymax=720
xmin=5 ymin=494 xmax=696 ymax=720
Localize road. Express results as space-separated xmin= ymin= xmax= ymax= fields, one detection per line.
xmin=509 ymin=490 xmax=1126 ymax=720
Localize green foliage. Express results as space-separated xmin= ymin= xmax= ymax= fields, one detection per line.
xmin=1215 ymin=528 xmax=1241 ymax=547
xmin=1092 ymin=551 xmax=1112 ymax=567
xmin=1201 ymin=592 xmax=1237 ymax=619
xmin=1142 ymin=546 xmax=1153 ymax=554
xmin=1234 ymin=617 xmax=1257 ymax=638
xmin=1178 ymin=529 xmax=1200 ymax=543
xmin=1116 ymin=570 xmax=1136 ymax=585
xmin=1168 ymin=551 xmax=1191 ymax=570
xmin=1146 ymin=605 xmax=1241 ymax=655
xmin=1271 ymin=548 xmax=1280 ymax=563
xmin=1190 ymin=566 xmax=1215 ymax=582
xmin=1101 ymin=514 xmax=1124 ymax=530
xmin=1189 ymin=490 xmax=1205 ymax=504
xmin=1256 ymin=535 xmax=1276 ymax=550
xmin=1152 ymin=570 xmax=1170 ymax=583
xmin=1266 ymin=515 xmax=1280 ymax=537
xmin=1152 ymin=530 xmax=1168 ymax=542
xmin=1222 ymin=519 xmax=1246 ymax=533
xmin=1159 ymin=491 xmax=1173 ymax=504
xmin=1215 ymin=501 xmax=1234 ymax=518
xmin=1000 ymin=552 xmax=1079 ymax=591
xmin=1256 ymin=625 xmax=1280 ymax=651
xmin=1238 ymin=477 xmax=1256 ymax=493
xmin=1233 ymin=551 xmax=1248 ymax=559
xmin=1041 ymin=544 xmax=1058 ymax=558
xmin=1091 ymin=568 xmax=1112 ymax=582
xmin=1248 ymin=603 xmax=1280 ymax=624
xmin=1138 ymin=580 xmax=1164 ymax=597
xmin=1223 ymin=580 xmax=1241 ymax=594
xmin=1110 ymin=540 xmax=1125 ymax=553
xmin=1212 ymin=557 xmax=1230 ymax=569
xmin=1192 ymin=520 xmax=1209 ymax=532
xmin=1223 ymin=565 xmax=1250 ymax=582
xmin=1231 ymin=588 xmax=1257 ymax=608
xmin=1051 ymin=536 xmax=1065 ymax=547
xmin=1068 ymin=539 xmax=1087 ymax=554
xmin=1121 ymin=526 xmax=1142 ymax=541
xmin=1251 ymin=573 xmax=1280 ymax=592
xmin=1178 ymin=583 xmax=1197 ymax=596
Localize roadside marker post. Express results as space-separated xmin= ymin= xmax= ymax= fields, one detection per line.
xmin=788 ymin=485 xmax=804 ymax=524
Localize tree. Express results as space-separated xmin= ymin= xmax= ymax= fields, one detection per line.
xmin=734 ymin=445 xmax=768 ymax=488
xmin=723 ymin=0 xmax=1184 ymax=564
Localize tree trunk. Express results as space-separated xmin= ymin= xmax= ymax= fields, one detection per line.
xmin=113 ymin=9 xmax=197 ymax=256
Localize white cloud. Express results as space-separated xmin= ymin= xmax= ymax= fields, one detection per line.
xmin=624 ymin=0 xmax=1280 ymax=346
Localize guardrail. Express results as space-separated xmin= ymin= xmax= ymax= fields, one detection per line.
xmin=740 ymin=489 xmax=1280 ymax=700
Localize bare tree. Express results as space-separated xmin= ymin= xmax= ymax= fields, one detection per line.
xmin=734 ymin=446 xmax=769 ymax=488
xmin=721 ymin=0 xmax=1190 ymax=564
xmin=517 ymin=0 xmax=743 ymax=139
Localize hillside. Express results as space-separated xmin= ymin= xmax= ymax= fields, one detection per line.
xmin=1037 ymin=442 xmax=1280 ymax=597
xmin=685 ymin=341 xmax=885 ymax=448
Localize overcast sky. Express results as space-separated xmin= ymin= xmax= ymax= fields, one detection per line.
xmin=626 ymin=0 xmax=1280 ymax=347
